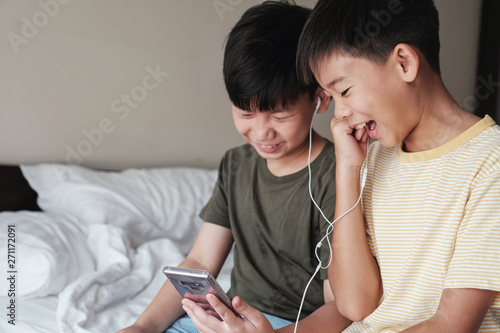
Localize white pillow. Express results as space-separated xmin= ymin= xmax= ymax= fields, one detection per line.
xmin=20 ymin=164 xmax=218 ymax=252
xmin=0 ymin=211 xmax=95 ymax=298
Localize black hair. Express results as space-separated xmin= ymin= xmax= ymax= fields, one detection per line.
xmin=223 ymin=0 xmax=317 ymax=112
xmin=297 ymin=0 xmax=441 ymax=85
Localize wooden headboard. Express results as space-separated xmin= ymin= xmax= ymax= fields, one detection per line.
xmin=0 ymin=165 xmax=40 ymax=212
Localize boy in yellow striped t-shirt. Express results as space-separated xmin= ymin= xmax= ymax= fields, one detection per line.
xmin=294 ymin=0 xmax=500 ymax=332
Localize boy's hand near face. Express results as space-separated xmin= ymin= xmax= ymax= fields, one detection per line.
xmin=330 ymin=117 xmax=369 ymax=170
xmin=182 ymin=295 xmax=274 ymax=333
xmin=327 ymin=116 xmax=383 ymax=320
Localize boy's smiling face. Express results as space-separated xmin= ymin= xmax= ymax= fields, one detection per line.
xmin=232 ymin=93 xmax=318 ymax=163
xmin=315 ymin=52 xmax=420 ymax=147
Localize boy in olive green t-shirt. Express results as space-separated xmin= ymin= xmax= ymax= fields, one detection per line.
xmin=120 ymin=2 xmax=350 ymax=333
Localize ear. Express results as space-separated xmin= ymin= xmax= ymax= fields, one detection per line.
xmin=314 ymin=88 xmax=331 ymax=114
xmin=392 ymin=43 xmax=419 ymax=83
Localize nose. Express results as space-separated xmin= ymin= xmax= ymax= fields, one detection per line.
xmin=254 ymin=115 xmax=275 ymax=141
xmin=332 ymin=100 xmax=352 ymax=119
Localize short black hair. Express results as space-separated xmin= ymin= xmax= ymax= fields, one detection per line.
xmin=223 ymin=1 xmax=317 ymax=112
xmin=297 ymin=0 xmax=441 ymax=85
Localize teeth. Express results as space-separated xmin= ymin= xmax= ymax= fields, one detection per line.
xmin=261 ymin=144 xmax=277 ymax=148
xmin=355 ymin=122 xmax=367 ymax=129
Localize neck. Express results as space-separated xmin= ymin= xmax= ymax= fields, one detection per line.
xmin=403 ymin=72 xmax=481 ymax=152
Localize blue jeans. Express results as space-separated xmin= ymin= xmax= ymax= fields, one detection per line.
xmin=166 ymin=313 xmax=293 ymax=332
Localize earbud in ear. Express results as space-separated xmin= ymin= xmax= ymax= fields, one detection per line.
xmin=314 ymin=97 xmax=321 ymax=114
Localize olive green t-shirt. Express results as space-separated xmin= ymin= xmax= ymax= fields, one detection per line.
xmin=199 ymin=141 xmax=336 ymax=321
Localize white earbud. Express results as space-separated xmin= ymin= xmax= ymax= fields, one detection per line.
xmin=313 ymin=97 xmax=321 ymax=115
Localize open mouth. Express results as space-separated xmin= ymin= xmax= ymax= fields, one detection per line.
xmin=260 ymin=144 xmax=279 ymax=149
xmin=255 ymin=142 xmax=283 ymax=154
xmin=355 ymin=120 xmax=376 ymax=131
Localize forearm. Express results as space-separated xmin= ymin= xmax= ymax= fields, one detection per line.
xmin=131 ymin=279 xmax=185 ymax=332
xmin=401 ymin=288 xmax=496 ymax=333
xmin=401 ymin=317 xmax=473 ymax=333
xmin=400 ymin=319 xmax=442 ymax=333
xmin=329 ymin=166 xmax=382 ymax=320
xmin=277 ymin=301 xmax=351 ymax=333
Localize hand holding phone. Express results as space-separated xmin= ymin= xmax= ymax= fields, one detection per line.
xmin=163 ymin=266 xmax=241 ymax=319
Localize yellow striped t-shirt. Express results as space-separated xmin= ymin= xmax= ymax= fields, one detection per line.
xmin=344 ymin=115 xmax=500 ymax=332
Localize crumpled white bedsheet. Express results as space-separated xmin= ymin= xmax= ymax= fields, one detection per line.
xmin=0 ymin=214 xmax=232 ymax=333
xmin=57 ymin=224 xmax=184 ymax=332
xmin=0 ymin=164 xmax=233 ymax=333
xmin=58 ymin=226 xmax=232 ymax=333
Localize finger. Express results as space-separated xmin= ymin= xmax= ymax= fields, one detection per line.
xmin=330 ymin=117 xmax=348 ymax=132
xmin=183 ymin=308 xmax=216 ymax=333
xmin=183 ymin=296 xmax=214 ymax=313
xmin=206 ymin=309 xmax=222 ymax=320
xmin=205 ymin=294 xmax=241 ymax=325
xmin=184 ymin=293 xmax=209 ymax=303
xmin=330 ymin=117 xmax=358 ymax=139
xmin=354 ymin=126 xmax=366 ymax=141
xmin=361 ymin=129 xmax=369 ymax=145
xmin=182 ymin=298 xmax=219 ymax=333
xmin=183 ymin=306 xmax=218 ymax=333
xmin=232 ymin=296 xmax=270 ymax=328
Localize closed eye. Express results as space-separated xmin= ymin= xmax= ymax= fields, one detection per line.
xmin=271 ymin=111 xmax=295 ymax=121
xmin=238 ymin=111 xmax=253 ymax=118
xmin=341 ymin=88 xmax=350 ymax=97
xmin=274 ymin=115 xmax=293 ymax=121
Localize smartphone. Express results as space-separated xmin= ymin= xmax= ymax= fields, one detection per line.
xmin=163 ymin=266 xmax=241 ymax=319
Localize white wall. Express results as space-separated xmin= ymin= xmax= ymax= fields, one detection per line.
xmin=0 ymin=0 xmax=482 ymax=170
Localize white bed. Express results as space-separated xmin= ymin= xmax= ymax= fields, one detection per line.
xmin=0 ymin=1 xmax=484 ymax=332
xmin=0 ymin=163 xmax=234 ymax=332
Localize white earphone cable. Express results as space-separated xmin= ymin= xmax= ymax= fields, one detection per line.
xmin=294 ymin=98 xmax=369 ymax=333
